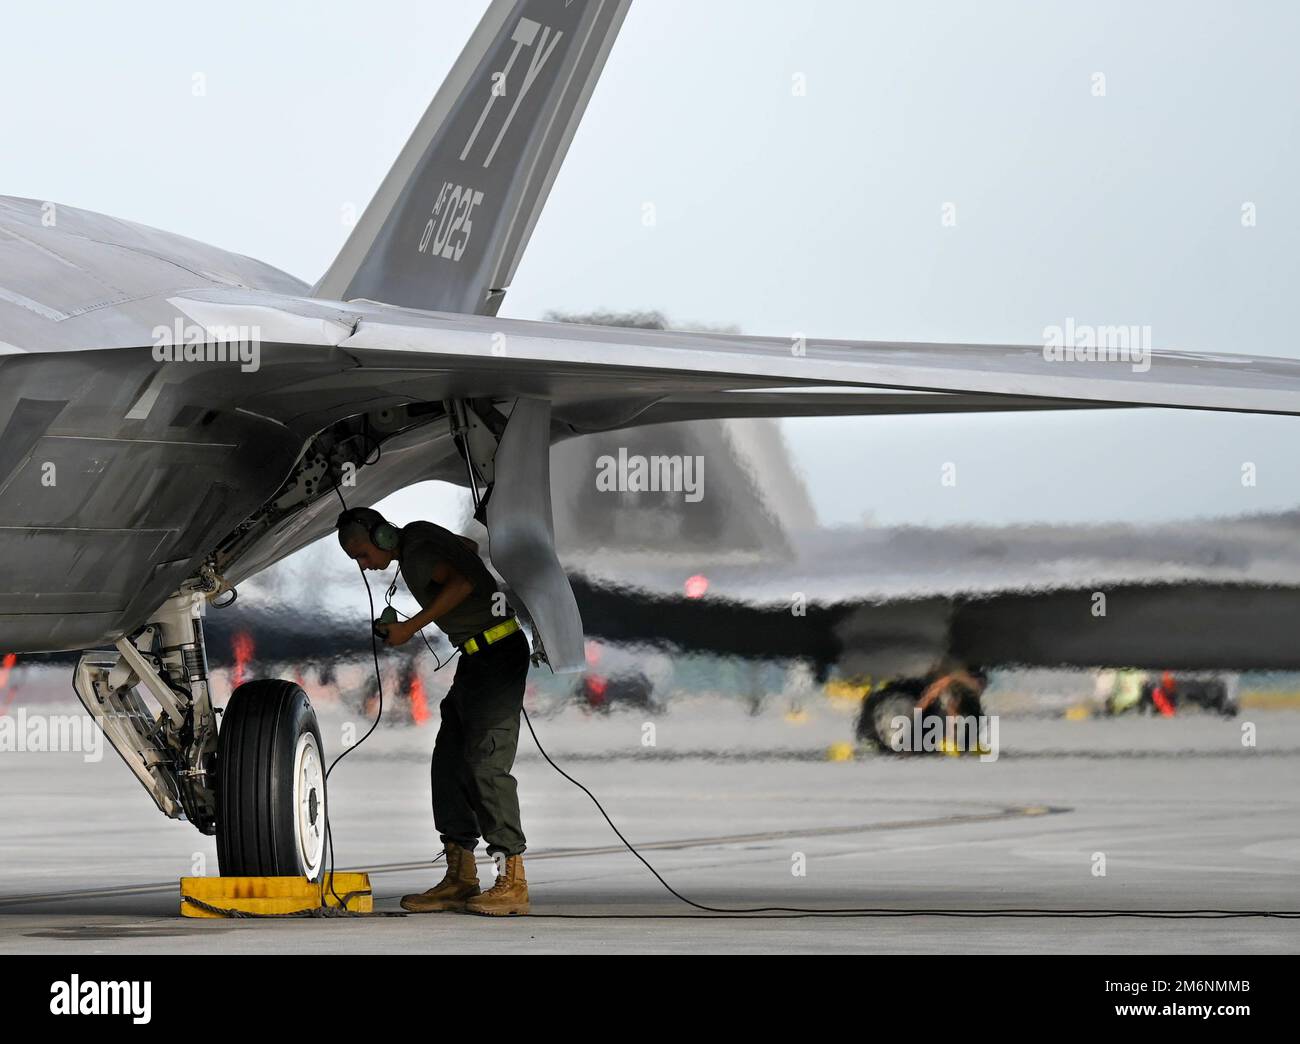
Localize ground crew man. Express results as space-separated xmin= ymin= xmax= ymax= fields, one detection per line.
xmin=336 ymin=507 xmax=532 ymax=916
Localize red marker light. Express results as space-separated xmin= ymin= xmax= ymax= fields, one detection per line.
xmin=410 ymin=674 xmax=430 ymax=725
xmin=685 ymin=574 xmax=709 ymax=599
xmin=232 ymin=632 xmax=254 ymax=688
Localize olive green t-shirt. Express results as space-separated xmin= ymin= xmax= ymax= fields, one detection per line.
xmin=397 ymin=521 xmax=509 ymax=645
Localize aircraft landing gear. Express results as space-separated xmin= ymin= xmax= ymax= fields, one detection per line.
xmin=73 ymin=582 xmax=221 ymax=831
xmin=73 ymin=575 xmax=328 ymax=880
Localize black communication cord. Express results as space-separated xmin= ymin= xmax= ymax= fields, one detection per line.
xmin=316 ymin=481 xmax=384 ymax=912
xmin=384 ymin=573 xmax=456 ymax=672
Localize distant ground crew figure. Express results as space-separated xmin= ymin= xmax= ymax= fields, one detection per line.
xmin=1103 ymin=668 xmax=1144 ymax=715
xmin=336 ymin=507 xmax=532 ymax=916
xmin=916 ymin=666 xmax=988 ymax=753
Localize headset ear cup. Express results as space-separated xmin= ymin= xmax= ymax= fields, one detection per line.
xmin=375 ymin=522 xmax=399 ymax=551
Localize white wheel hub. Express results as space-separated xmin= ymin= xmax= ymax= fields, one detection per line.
xmin=292 ymin=731 xmax=326 ymax=879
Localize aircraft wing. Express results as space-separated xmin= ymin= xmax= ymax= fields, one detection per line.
xmin=158 ymin=287 xmax=1300 ymax=436
xmin=11 ymin=273 xmax=1300 ymax=428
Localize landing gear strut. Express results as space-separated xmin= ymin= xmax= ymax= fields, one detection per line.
xmin=73 ymin=581 xmax=220 ymax=830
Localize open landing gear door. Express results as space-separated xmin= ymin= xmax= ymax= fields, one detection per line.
xmin=485 ymin=397 xmax=585 ymax=673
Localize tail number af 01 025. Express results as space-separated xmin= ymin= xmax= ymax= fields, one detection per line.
xmin=418 ymin=181 xmax=486 ymax=263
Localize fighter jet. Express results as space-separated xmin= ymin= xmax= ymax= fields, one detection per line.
xmin=4 ymin=0 xmax=1300 ymax=880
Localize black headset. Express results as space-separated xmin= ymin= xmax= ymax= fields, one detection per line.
xmin=336 ymin=507 xmax=401 ymax=551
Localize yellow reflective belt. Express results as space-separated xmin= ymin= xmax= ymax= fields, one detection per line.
xmin=461 ymin=616 xmax=520 ymax=655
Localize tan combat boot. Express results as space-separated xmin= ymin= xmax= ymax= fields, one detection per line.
xmin=400 ymin=843 xmax=481 ymax=912
xmin=465 ymin=854 xmax=529 ymax=916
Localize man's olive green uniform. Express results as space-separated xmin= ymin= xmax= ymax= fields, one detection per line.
xmin=399 ymin=521 xmax=530 ymax=859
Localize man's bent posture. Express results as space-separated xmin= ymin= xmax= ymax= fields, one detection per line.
xmin=336 ymin=507 xmax=531 ymax=916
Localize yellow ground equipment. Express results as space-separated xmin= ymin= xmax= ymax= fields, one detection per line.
xmin=179 ymin=874 xmax=372 ymax=918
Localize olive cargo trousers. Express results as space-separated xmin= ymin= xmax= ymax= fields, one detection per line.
xmin=431 ymin=627 xmax=530 ymax=858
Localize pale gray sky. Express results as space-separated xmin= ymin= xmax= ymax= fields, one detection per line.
xmin=6 ymin=1 xmax=1299 ymax=526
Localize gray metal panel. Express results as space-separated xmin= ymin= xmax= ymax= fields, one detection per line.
xmin=486 ymin=397 xmax=585 ymax=672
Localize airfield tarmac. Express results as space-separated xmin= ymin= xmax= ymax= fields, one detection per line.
xmin=1 ymin=691 xmax=1297 ymax=955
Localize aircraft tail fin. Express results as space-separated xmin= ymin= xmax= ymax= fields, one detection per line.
xmin=312 ymin=0 xmax=631 ymax=315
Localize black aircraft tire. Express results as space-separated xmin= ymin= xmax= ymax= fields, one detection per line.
xmin=216 ymin=679 xmax=327 ymax=880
